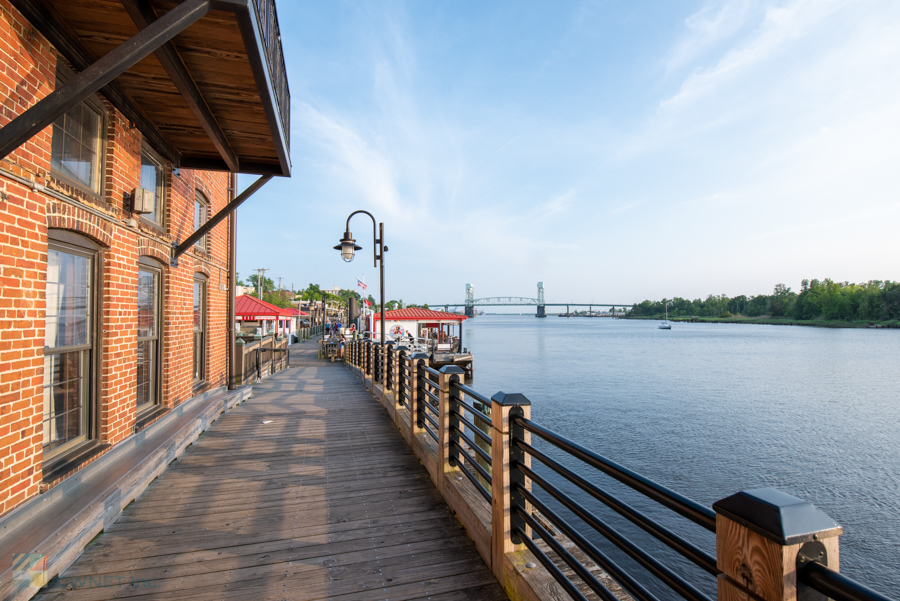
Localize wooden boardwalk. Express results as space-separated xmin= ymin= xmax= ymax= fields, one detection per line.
xmin=35 ymin=341 xmax=507 ymax=601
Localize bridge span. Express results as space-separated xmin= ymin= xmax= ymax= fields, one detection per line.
xmin=430 ymin=283 xmax=632 ymax=318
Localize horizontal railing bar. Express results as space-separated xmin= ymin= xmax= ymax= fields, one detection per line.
xmin=515 ymin=464 xmax=712 ymax=601
xmin=515 ymin=438 xmax=717 ymax=575
xmin=516 ymin=505 xmax=623 ymax=601
xmin=517 ymin=483 xmax=681 ymax=601
xmin=453 ymin=382 xmax=493 ymax=407
xmin=452 ymin=411 xmax=492 ymax=446
xmin=450 ymin=440 xmax=493 ymax=487
xmin=419 ymin=377 xmax=440 ymax=391
xmin=421 ymin=365 xmax=441 ymax=378
xmin=452 ymin=451 xmax=492 ymax=502
xmin=421 ymin=388 xmax=440 ymax=407
xmin=450 ymin=425 xmax=492 ymax=466
xmin=452 ymin=394 xmax=493 ymax=426
xmin=402 ymin=383 xmax=411 ymax=394
xmin=800 ymin=561 xmax=896 ymax=601
xmin=420 ymin=409 xmax=440 ymax=432
xmin=422 ymin=423 xmax=439 ymax=443
xmin=513 ymin=416 xmax=716 ymax=531
xmin=513 ymin=525 xmax=590 ymax=601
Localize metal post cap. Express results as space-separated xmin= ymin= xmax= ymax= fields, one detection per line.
xmin=713 ymin=488 xmax=843 ymax=545
xmin=394 ymin=345 xmax=409 ymax=351
xmin=490 ymin=391 xmax=532 ymax=406
xmin=409 ymin=352 xmax=430 ymax=360
xmin=438 ymin=365 xmax=465 ymax=375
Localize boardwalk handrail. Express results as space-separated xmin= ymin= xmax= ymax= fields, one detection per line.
xmin=801 ymin=561 xmax=895 ymax=601
xmin=340 ymin=341 xmax=895 ymax=601
xmin=514 ymin=415 xmax=717 ymax=532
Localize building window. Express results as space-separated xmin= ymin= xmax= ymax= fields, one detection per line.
xmin=137 ymin=259 xmax=162 ymax=411
xmin=140 ymin=146 xmax=165 ymax=227
xmin=193 ymin=276 xmax=207 ymax=384
xmin=43 ymin=232 xmax=98 ymax=459
xmin=50 ymin=73 xmax=105 ymax=194
xmin=194 ymin=192 xmax=208 ymax=250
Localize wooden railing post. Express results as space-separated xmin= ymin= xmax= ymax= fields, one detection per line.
xmin=490 ymin=391 xmax=532 ymax=584
xmin=713 ymin=488 xmax=843 ymax=601
xmin=407 ymin=352 xmax=430 ymax=446
xmin=437 ymin=366 xmax=465 ymax=494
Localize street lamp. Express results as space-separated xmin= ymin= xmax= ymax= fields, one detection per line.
xmin=334 ymin=210 xmax=388 ymax=345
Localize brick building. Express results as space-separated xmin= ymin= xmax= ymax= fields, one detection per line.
xmin=0 ymin=0 xmax=290 ymax=533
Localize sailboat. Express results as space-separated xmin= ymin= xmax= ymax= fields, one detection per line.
xmin=659 ymin=304 xmax=672 ymax=330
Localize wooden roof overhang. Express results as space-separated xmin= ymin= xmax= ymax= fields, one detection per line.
xmin=8 ymin=0 xmax=291 ymax=177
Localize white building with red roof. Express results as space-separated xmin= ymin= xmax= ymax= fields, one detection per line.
xmin=235 ymin=294 xmax=299 ymax=338
xmin=372 ymin=307 xmax=467 ymax=350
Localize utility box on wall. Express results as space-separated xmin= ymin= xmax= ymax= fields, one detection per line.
xmin=131 ymin=188 xmax=155 ymax=214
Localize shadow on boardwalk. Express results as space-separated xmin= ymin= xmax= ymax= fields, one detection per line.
xmin=35 ymin=340 xmax=507 ymax=601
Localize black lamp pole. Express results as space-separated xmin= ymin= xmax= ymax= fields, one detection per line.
xmin=335 ymin=210 xmax=387 ymax=345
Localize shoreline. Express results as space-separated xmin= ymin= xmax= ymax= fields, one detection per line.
xmin=622 ymin=316 xmax=900 ymax=329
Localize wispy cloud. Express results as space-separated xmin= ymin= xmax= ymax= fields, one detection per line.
xmin=297 ymin=102 xmax=403 ymax=218
xmin=665 ymin=0 xmax=754 ymax=72
xmin=661 ymin=0 xmax=847 ymax=110
xmin=610 ymin=200 xmax=644 ymax=215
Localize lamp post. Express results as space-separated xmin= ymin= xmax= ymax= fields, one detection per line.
xmin=334 ymin=211 xmax=387 ymax=345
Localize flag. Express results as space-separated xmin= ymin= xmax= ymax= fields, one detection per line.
xmin=364 ymin=298 xmax=372 ymax=307
xmin=357 ymin=278 xmax=367 ymax=291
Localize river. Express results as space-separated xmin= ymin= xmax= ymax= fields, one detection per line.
xmin=463 ymin=315 xmax=900 ymax=599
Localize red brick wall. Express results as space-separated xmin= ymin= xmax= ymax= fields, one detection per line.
xmin=0 ymin=1 xmax=233 ymax=515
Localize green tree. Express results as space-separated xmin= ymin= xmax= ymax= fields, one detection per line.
xmin=247 ymin=274 xmax=275 ymax=296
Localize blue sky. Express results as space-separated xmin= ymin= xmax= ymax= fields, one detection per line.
xmin=236 ymin=0 xmax=900 ymax=306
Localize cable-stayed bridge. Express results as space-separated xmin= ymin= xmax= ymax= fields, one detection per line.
xmin=430 ymin=283 xmax=632 ymax=318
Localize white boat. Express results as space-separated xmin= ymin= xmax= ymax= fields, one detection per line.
xmin=659 ymin=304 xmax=672 ymax=330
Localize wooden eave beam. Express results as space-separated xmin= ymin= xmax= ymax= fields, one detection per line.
xmin=120 ymin=0 xmax=240 ymax=173
xmin=0 ymin=0 xmax=212 ymax=162
xmin=8 ymin=0 xmax=182 ymax=167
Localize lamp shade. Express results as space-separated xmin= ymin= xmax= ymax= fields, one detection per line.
xmin=334 ymin=231 xmax=363 ymax=262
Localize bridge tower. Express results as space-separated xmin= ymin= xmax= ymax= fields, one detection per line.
xmin=465 ymin=283 xmax=475 ymax=318
xmin=536 ymin=282 xmax=546 ymax=318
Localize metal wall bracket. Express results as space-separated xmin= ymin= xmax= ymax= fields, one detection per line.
xmin=172 ymin=174 xmax=273 ymax=263
xmin=797 ymin=540 xmax=829 ymax=601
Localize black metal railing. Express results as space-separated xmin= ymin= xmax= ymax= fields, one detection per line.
xmin=340 ymin=343 xmax=897 ymax=601
xmin=511 ymin=414 xmax=718 ymax=601
xmin=385 ymin=344 xmax=394 ymax=391
xmin=448 ymin=381 xmax=493 ymax=502
xmin=398 ymin=351 xmax=412 ymax=410
xmin=800 ymin=561 xmax=895 ymax=601
xmin=416 ymin=365 xmax=441 ymax=443
xmin=251 ymin=0 xmax=290 ymax=148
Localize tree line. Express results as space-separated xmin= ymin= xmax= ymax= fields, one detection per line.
xmin=629 ymin=279 xmax=900 ymax=322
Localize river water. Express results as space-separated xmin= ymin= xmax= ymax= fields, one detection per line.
xmin=463 ymin=315 xmax=900 ymax=599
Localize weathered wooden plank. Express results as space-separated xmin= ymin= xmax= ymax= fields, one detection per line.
xmin=34 ymin=341 xmax=504 ymax=601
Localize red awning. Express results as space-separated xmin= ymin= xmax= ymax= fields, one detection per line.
xmin=373 ymin=308 xmax=467 ymax=322
xmin=235 ymin=294 xmax=293 ymax=318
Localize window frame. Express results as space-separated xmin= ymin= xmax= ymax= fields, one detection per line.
xmin=138 ymin=144 xmax=166 ymax=230
xmin=43 ymin=230 xmax=103 ymax=464
xmin=49 ymin=64 xmax=107 ymax=199
xmin=137 ymin=257 xmax=164 ymax=413
xmin=193 ymin=192 xmax=209 ymax=253
xmin=192 ymin=274 xmax=208 ymax=387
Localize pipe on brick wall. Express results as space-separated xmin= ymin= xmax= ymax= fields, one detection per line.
xmin=227 ymin=171 xmax=237 ymax=390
